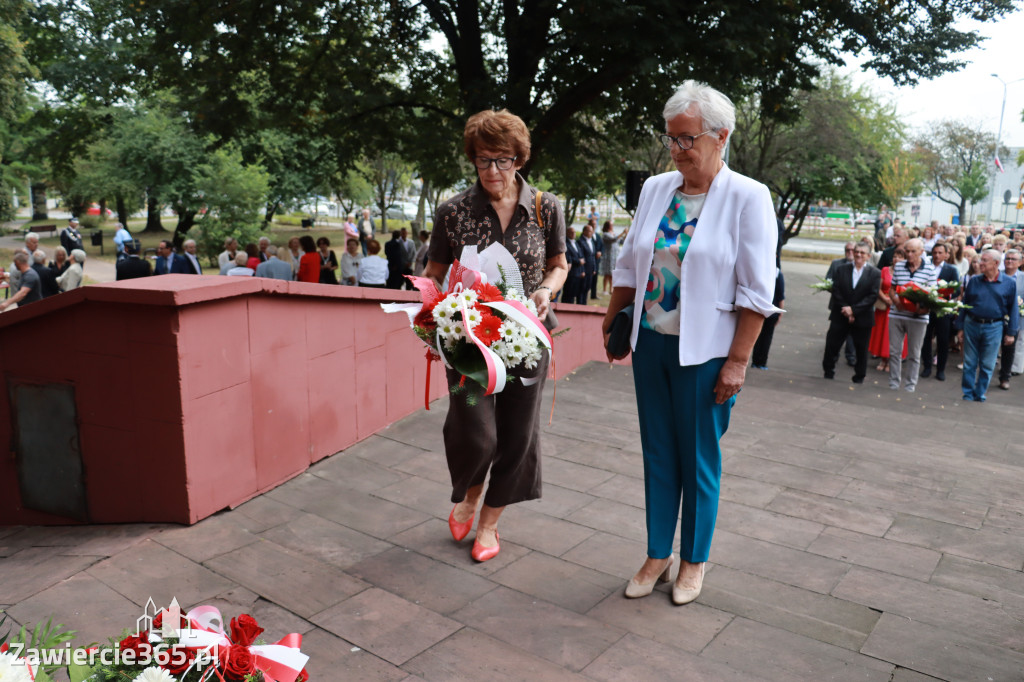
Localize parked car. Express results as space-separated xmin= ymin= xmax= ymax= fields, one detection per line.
xmin=86 ymin=203 xmax=112 ymax=217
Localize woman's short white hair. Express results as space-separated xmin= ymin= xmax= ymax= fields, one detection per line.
xmin=663 ymin=80 xmax=736 ymax=135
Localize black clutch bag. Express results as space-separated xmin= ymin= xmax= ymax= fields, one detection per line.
xmin=605 ymin=304 xmax=634 ymax=357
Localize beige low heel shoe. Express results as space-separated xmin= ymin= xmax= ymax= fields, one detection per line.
xmin=624 ymin=554 xmax=677 ymax=599
xmin=672 ymin=562 xmax=705 ymax=605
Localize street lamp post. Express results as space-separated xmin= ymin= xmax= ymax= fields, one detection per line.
xmin=988 ymin=74 xmax=1024 ymax=225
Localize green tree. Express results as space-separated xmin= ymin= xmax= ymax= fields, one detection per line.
xmin=359 ymin=153 xmax=413 ymax=233
xmin=914 ymin=120 xmax=1003 ymax=225
xmin=191 ymin=145 xmax=270 ymax=262
xmin=878 ymin=154 xmax=925 ymax=212
xmin=731 ymin=72 xmax=902 ymax=243
xmin=0 ymin=0 xmax=33 ymax=129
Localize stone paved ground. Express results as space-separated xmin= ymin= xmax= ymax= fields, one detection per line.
xmin=2 ymin=261 xmax=1024 ymax=681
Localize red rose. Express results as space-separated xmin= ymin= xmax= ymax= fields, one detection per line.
xmin=229 ymin=614 xmax=264 ymax=647
xmin=151 ymin=612 xmax=162 ymax=629
xmin=162 ymin=646 xmax=197 ymax=675
xmin=118 ymin=634 xmax=153 ymax=661
xmin=220 ymin=643 xmax=257 ymax=681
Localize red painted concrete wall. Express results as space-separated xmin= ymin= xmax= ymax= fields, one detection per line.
xmin=0 ymin=276 xmax=617 ymax=525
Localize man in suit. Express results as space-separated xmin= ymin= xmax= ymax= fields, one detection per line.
xmin=60 ymin=218 xmax=84 ymax=254
xmin=920 ymin=241 xmax=959 ymax=381
xmin=590 ymin=221 xmax=603 ymax=299
xmin=822 ymin=242 xmax=881 ymax=383
xmin=826 ymin=242 xmax=856 ymax=366
xmin=154 ymin=240 xmax=177 ymax=275
xmin=255 ymin=245 xmax=294 ymax=281
xmin=997 ymin=249 xmax=1024 ymax=390
xmin=577 ymin=223 xmax=597 ymax=305
xmin=965 ymin=224 xmax=984 ymax=248
xmin=257 ymin=237 xmax=271 ymax=262
xmin=562 ymin=226 xmax=585 ymax=303
xmin=115 ymin=240 xmax=152 ymax=280
xmin=172 ymin=239 xmax=203 ymax=274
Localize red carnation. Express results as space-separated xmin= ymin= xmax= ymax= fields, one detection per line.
xmin=229 ymin=614 xmax=264 ymax=647
xmin=414 ymin=305 xmax=436 ymax=330
xmin=473 ymin=282 xmax=503 ymax=302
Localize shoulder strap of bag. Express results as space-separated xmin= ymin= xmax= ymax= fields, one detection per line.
xmin=535 ymin=190 xmax=544 ymax=229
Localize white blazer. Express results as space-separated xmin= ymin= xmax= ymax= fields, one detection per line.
xmin=612 ymin=166 xmax=782 ymax=366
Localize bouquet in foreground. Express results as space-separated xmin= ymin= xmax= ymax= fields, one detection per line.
xmin=2 ymin=602 xmax=310 ymax=682
xmin=895 ymin=281 xmax=970 ymax=317
xmin=383 ymin=243 xmax=553 ymax=404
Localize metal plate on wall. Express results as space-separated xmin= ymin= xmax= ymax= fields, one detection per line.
xmin=9 ymin=381 xmax=88 ymax=521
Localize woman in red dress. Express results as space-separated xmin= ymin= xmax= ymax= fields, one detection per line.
xmin=869 ymin=246 xmax=907 ymax=371
xmin=296 ymin=235 xmax=320 ymax=283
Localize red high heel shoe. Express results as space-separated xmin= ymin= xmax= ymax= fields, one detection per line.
xmin=448 ymin=505 xmax=474 ymax=542
xmin=471 ymin=528 xmax=500 ymax=562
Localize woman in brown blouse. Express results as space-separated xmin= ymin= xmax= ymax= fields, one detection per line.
xmin=423 ymin=109 xmax=568 ymax=562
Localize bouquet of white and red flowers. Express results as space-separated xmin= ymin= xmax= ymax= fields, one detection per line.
xmin=895 ymin=281 xmax=970 ymax=318
xmin=383 ymin=244 xmax=553 ymax=403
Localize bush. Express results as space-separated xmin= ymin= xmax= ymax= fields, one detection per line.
xmin=78 ymin=215 xmax=101 ymax=230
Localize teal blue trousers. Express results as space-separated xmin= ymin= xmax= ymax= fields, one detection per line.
xmin=633 ymin=327 xmax=734 ymax=561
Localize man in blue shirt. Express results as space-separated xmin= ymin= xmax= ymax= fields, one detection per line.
xmin=956 ymin=248 xmax=1020 ymax=402
xmin=113 ymin=223 xmax=133 ymax=261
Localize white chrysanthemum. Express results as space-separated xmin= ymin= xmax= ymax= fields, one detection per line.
xmin=443 ymin=295 xmax=462 ymax=313
xmin=523 ymin=355 xmax=538 ymax=370
xmin=463 ymin=307 xmax=482 ymax=327
xmin=498 ymin=322 xmax=519 ymax=342
xmin=432 ymin=304 xmax=452 ymax=323
xmin=457 ymin=289 xmax=478 ymax=306
xmin=452 ymin=322 xmax=465 ymax=338
xmin=134 ymin=667 xmax=177 ymax=682
xmin=0 ymin=654 xmax=34 ymax=682
xmin=524 ymin=298 xmax=538 ymax=315
xmin=438 ymin=321 xmax=458 ymax=339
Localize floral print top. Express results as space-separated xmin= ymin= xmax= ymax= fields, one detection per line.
xmin=428 ymin=174 xmax=566 ymax=295
xmin=641 ymin=190 xmax=706 ymax=334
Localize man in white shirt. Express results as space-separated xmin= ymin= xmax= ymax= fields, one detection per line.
xmin=225 ymin=252 xmax=255 ymax=276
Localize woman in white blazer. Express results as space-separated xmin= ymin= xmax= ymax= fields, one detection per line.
xmin=602 ymin=80 xmax=782 ymax=606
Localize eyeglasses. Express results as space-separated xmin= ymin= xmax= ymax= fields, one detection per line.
xmin=659 ymin=130 xmax=715 ymax=151
xmin=474 ymin=156 xmax=517 ymax=170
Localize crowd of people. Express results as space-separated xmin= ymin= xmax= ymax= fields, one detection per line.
xmin=562 ymin=215 xmax=629 ymax=305
xmin=0 ymin=221 xmax=89 ymax=310
xmin=818 ymin=218 xmax=1023 ymax=403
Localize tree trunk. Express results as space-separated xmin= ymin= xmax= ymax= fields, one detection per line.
xmin=143 ymin=196 xmax=163 ymax=232
xmin=172 ymin=210 xmax=197 ymax=248
xmin=264 ymin=200 xmax=281 ymax=228
xmin=115 ymin=195 xmax=129 ymax=227
xmin=98 ymin=198 xmax=108 ymax=222
xmin=30 ymin=183 xmax=47 ymax=221
xmin=69 ymin=195 xmax=88 ymax=218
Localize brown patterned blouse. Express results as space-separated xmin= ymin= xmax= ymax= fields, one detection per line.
xmin=427 ymin=174 xmax=566 ymax=295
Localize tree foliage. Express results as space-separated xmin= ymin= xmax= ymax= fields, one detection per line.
xmin=7 ymin=0 xmax=1016 ymax=228
xmin=878 ymin=154 xmax=925 ymax=211
xmin=0 ymin=0 xmax=33 ymax=128
xmin=914 ymin=120 xmax=1004 ymax=225
xmin=730 ymin=71 xmax=902 ymax=243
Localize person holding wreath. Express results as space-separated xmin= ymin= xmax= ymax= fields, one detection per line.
xmin=422 ymin=109 xmax=568 ymax=562
xmin=603 ymin=80 xmax=781 ymax=605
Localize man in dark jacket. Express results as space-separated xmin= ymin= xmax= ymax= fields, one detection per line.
xmin=115 ymin=240 xmax=152 ymax=280
xmin=384 ymin=230 xmax=407 ymax=289
xmin=920 ymin=241 xmax=961 ymax=381
xmin=822 ymin=243 xmax=881 ymax=383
